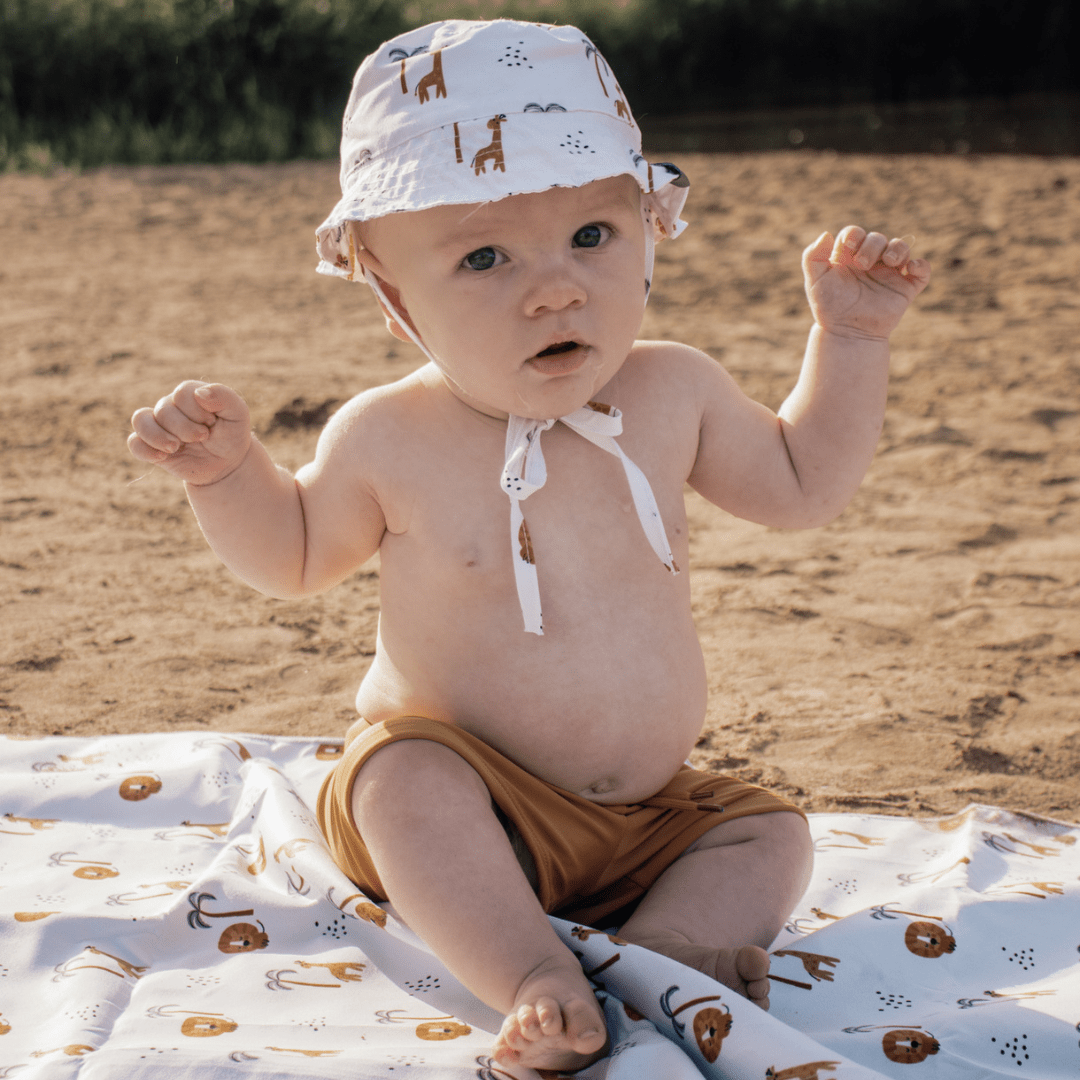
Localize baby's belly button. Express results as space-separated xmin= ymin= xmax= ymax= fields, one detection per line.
xmin=566 ymin=762 xmax=678 ymax=803
xmin=580 ymin=777 xmax=619 ymax=797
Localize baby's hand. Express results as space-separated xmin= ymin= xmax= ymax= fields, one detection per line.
xmin=128 ymin=381 xmax=252 ymax=486
xmin=803 ymin=226 xmax=931 ymax=340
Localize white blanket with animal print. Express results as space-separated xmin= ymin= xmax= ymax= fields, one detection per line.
xmin=1 ymin=733 xmax=1077 ymax=1080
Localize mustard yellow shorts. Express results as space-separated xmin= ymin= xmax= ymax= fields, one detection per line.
xmin=317 ymin=716 xmax=805 ymax=927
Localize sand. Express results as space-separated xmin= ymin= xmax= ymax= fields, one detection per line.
xmin=1 ymin=152 xmax=1077 ymax=821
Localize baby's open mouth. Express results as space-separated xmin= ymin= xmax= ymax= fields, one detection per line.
xmin=535 ymin=341 xmax=578 ymax=358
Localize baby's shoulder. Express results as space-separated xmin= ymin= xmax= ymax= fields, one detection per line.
xmin=305 ymin=368 xmax=440 ymax=479
xmin=615 ymin=339 xmax=731 ymax=407
xmin=627 ymin=338 xmax=719 ymax=371
xmin=319 ymin=367 xmax=434 ymax=438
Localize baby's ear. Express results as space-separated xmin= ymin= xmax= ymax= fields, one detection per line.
xmin=347 ymin=223 xmax=418 ymax=344
xmin=363 ymin=270 xmax=420 ymax=344
xmin=378 ymin=298 xmax=415 ymax=343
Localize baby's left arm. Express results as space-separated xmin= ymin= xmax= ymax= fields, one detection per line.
xmin=688 ymin=227 xmax=930 ymax=528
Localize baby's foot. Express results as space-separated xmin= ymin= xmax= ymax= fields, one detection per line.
xmin=632 ymin=937 xmax=773 ymax=1010
xmin=711 ymin=945 xmax=772 ymax=1009
xmin=493 ymin=958 xmax=608 ymax=1073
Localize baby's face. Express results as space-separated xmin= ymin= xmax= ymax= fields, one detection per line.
xmin=358 ymin=175 xmax=647 ymax=419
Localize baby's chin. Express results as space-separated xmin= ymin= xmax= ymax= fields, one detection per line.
xmin=435 ymin=369 xmax=601 ymax=423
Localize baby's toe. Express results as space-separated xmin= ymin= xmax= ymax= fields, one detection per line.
xmin=535 ymin=996 xmax=565 ymax=1035
xmin=563 ymin=997 xmax=607 ymax=1054
xmin=733 ymin=945 xmax=770 ymax=987
xmin=746 ymin=976 xmax=771 ymax=1009
xmin=711 ymin=944 xmax=772 ymax=1005
xmin=736 ymin=946 xmax=772 ymax=1010
xmin=511 ymin=1003 xmax=544 ymax=1044
xmin=494 ymin=1013 xmax=525 ymax=1060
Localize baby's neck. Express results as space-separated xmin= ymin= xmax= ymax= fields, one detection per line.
xmin=423 ymin=364 xmax=511 ymax=423
xmin=425 ymin=363 xmax=597 ymax=426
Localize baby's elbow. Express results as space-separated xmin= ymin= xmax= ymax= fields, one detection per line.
xmin=788 ymin=509 xmax=846 ymax=531
xmin=235 ymin=556 xmax=329 ymax=600
xmin=239 ymin=574 xmax=312 ymax=601
xmin=751 ymin=475 xmax=847 ymax=530
xmin=781 ymin=491 xmax=858 ymax=531
xmin=263 ymin=583 xmax=312 ymax=600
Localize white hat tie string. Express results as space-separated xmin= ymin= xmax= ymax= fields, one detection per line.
xmin=501 ymin=404 xmax=678 ymax=635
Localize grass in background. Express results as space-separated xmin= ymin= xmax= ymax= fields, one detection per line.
xmin=1 ymin=0 xmax=1076 ymax=170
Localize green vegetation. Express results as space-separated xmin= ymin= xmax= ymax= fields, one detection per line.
xmin=1 ymin=0 xmax=1075 ymax=170
xmin=0 ymin=0 xmax=406 ymax=169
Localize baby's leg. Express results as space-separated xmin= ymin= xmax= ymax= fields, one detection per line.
xmin=619 ymin=811 xmax=813 ymax=1009
xmin=350 ymin=739 xmax=607 ymax=1071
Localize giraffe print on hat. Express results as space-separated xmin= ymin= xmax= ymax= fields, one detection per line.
xmin=472 ymin=115 xmax=507 ymax=174
xmin=414 ymin=50 xmax=447 ymax=103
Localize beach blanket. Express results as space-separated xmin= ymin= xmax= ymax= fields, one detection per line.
xmin=1 ymin=733 xmax=1076 ymax=1080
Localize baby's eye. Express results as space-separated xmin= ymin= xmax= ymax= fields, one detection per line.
xmin=462 ymin=247 xmax=500 ymax=271
xmin=573 ymin=224 xmax=608 ymax=249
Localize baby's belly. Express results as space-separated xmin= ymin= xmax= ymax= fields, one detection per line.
xmin=360 ymin=471 xmax=708 ymax=802
xmin=354 ymin=611 xmax=709 ymax=804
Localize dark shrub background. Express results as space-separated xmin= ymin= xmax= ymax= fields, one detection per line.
xmin=1 ymin=0 xmax=1076 ymax=168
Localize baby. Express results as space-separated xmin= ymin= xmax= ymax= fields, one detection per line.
xmin=128 ymin=19 xmax=930 ymax=1073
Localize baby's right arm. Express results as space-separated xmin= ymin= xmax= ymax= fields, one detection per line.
xmin=128 ymin=381 xmax=386 ymax=597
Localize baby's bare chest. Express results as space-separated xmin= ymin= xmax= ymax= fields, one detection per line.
xmin=383 ymin=428 xmax=688 ymax=593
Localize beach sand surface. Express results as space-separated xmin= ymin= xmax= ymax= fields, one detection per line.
xmin=1 ymin=152 xmax=1077 ymax=821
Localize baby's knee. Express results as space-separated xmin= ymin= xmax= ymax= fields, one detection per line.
xmin=767 ymin=809 xmax=813 ymax=845
xmin=755 ymin=809 xmax=813 ymax=856
xmin=695 ymin=809 xmax=813 ymax=885
xmin=349 ymin=738 xmax=489 ymax=826
xmin=761 ymin=811 xmax=815 ymax=893
xmin=736 ymin=810 xmax=814 ymax=902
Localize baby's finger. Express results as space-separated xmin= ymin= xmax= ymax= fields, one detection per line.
xmin=901 ymin=256 xmax=932 ymax=289
xmin=151 ymin=396 xmax=213 ymax=446
xmin=832 ymin=225 xmax=866 ymax=263
xmin=881 ymin=236 xmax=912 ymax=268
xmin=802 ymin=231 xmax=834 ymax=287
xmin=158 ymin=380 xmax=222 ymax=429
xmin=130 ymin=404 xmax=187 ymax=455
xmin=803 ymin=231 xmax=833 ymax=262
xmin=187 ymin=382 xmax=250 ymax=424
xmin=850 ymin=230 xmax=889 ymax=270
xmin=127 ymin=429 xmax=174 ymax=463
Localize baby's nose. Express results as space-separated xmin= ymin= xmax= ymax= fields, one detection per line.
xmin=523 ymin=265 xmax=586 ymax=315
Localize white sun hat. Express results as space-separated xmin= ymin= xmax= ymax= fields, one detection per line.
xmin=314 ymin=18 xmax=689 ymax=280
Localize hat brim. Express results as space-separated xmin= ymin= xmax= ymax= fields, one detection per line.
xmin=315 ymin=110 xmax=688 ymax=280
